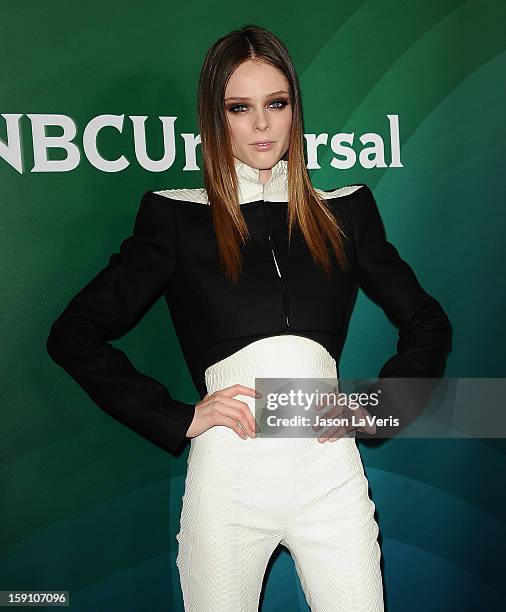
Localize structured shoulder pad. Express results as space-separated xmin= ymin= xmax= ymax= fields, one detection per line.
xmin=153 ymin=188 xmax=209 ymax=205
xmin=315 ymin=184 xmax=364 ymax=199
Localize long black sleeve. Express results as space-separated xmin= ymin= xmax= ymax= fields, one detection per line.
xmin=349 ymin=185 xmax=452 ymax=436
xmin=46 ymin=191 xmax=196 ymax=456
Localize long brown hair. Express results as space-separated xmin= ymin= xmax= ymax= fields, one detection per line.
xmin=197 ymin=24 xmax=350 ymax=285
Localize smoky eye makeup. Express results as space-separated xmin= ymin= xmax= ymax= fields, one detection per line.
xmin=225 ymin=98 xmax=291 ymax=113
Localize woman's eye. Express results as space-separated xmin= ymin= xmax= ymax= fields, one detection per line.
xmin=227 ymin=104 xmax=247 ymax=113
xmin=269 ymin=99 xmax=289 ymax=109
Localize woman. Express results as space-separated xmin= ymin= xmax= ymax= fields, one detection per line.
xmin=47 ymin=25 xmax=452 ymax=612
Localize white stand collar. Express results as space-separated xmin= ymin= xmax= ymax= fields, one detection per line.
xmin=233 ymin=157 xmax=288 ymax=204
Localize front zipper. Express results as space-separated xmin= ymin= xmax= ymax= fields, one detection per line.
xmin=269 ymin=234 xmax=282 ymax=278
xmin=262 ymin=181 xmax=290 ymax=328
xmin=268 ymin=234 xmax=290 ymax=327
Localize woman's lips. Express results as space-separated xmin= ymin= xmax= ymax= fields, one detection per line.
xmin=251 ymin=142 xmax=274 ymax=151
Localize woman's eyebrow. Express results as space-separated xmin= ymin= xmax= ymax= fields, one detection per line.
xmin=224 ymin=90 xmax=289 ymax=102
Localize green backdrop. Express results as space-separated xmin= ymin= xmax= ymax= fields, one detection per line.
xmin=1 ymin=0 xmax=505 ymax=610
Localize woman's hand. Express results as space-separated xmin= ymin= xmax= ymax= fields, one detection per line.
xmin=312 ymin=390 xmax=376 ymax=443
xmin=185 ymin=384 xmax=260 ymax=440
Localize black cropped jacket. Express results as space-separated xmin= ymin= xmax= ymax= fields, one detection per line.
xmin=46 ymin=165 xmax=452 ymax=456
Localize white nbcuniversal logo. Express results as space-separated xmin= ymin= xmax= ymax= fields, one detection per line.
xmin=0 ymin=113 xmax=403 ymax=174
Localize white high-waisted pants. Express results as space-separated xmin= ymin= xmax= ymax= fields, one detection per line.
xmin=176 ymin=335 xmax=384 ymax=611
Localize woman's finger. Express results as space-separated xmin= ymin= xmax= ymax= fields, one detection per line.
xmin=212 ymin=401 xmax=256 ymax=438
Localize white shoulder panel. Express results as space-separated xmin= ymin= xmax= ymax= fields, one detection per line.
xmin=153 ymin=188 xmax=209 ymax=204
xmin=153 ymin=184 xmax=363 ymax=204
xmin=315 ymin=185 xmax=364 ymax=199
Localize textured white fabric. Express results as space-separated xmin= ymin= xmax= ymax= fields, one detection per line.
xmin=176 ymin=335 xmax=384 ymax=611
xmin=153 ymin=157 xmax=363 ymax=205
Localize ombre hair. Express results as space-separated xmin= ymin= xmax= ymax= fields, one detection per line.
xmin=197 ymin=24 xmax=349 ymax=284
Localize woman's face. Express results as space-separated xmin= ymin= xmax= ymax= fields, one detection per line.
xmin=224 ymin=59 xmax=292 ymax=177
